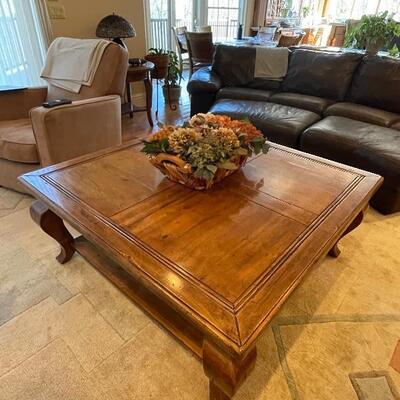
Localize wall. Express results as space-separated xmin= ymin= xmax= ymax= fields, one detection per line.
xmin=47 ymin=0 xmax=147 ymax=58
xmin=245 ymin=0 xmax=256 ymax=35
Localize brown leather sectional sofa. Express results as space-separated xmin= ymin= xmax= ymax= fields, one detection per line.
xmin=187 ymin=46 xmax=400 ymax=214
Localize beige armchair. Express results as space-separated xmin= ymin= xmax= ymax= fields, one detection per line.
xmin=0 ymin=42 xmax=128 ymax=193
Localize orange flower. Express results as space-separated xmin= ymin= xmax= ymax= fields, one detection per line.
xmin=228 ymin=120 xmax=263 ymax=143
xmin=148 ymin=126 xmax=175 ymax=142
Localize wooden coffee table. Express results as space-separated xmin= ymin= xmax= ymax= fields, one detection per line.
xmin=20 ymin=142 xmax=382 ymax=400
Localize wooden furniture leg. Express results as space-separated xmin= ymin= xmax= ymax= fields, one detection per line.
xmin=329 ymin=206 xmax=367 ymax=258
xmin=30 ymin=201 xmax=75 ymax=264
xmin=144 ymin=76 xmax=154 ymax=127
xmin=203 ymin=340 xmax=257 ymax=400
xmin=126 ymin=81 xmax=134 ymax=118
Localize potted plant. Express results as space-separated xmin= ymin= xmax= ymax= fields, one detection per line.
xmin=344 ymin=11 xmax=400 ymax=55
xmin=145 ymin=48 xmax=169 ymax=79
xmin=162 ymin=50 xmax=183 ymax=104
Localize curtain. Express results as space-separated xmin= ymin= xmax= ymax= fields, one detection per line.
xmin=0 ymin=0 xmax=49 ymax=88
xmin=33 ymin=0 xmax=53 ymax=47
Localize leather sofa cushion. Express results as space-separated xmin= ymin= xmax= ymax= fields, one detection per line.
xmin=0 ymin=119 xmax=39 ymax=163
xmin=211 ymin=45 xmax=282 ymax=90
xmin=282 ymin=50 xmax=362 ymax=101
xmin=269 ymin=92 xmax=335 ymax=115
xmin=348 ymin=56 xmax=400 ymax=114
xmin=301 ymin=116 xmax=400 ymax=214
xmin=300 ymin=116 xmax=400 ymax=188
xmin=209 ymin=99 xmax=320 ymax=148
xmin=187 ymin=66 xmax=222 ymax=94
xmin=391 ymin=121 xmax=400 ymax=131
xmin=216 ymin=87 xmax=273 ymax=102
xmin=325 ymin=102 xmax=400 ymax=127
xmin=246 ymin=78 xmax=282 ymax=91
xmin=212 ymin=45 xmax=256 ymax=86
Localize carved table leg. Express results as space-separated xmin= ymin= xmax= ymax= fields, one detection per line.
xmin=30 ymin=201 xmax=75 ymax=264
xmin=144 ymin=76 xmax=154 ymax=127
xmin=329 ymin=206 xmax=368 ymax=258
xmin=203 ymin=340 xmax=257 ymax=400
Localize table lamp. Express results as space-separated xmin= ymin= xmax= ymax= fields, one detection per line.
xmin=96 ymin=13 xmax=136 ymax=50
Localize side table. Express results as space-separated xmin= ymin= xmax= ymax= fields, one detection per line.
xmin=123 ymin=61 xmax=154 ymax=127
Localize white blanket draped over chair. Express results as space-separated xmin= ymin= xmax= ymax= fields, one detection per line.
xmin=41 ymin=38 xmax=111 ymax=93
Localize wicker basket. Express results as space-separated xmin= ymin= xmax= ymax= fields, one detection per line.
xmin=149 ymin=153 xmax=247 ymax=190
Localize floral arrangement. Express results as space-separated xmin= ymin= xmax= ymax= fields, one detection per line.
xmin=142 ymin=114 xmax=268 ymax=187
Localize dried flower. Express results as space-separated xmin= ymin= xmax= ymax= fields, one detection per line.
xmin=141 ymin=113 xmax=268 ymax=181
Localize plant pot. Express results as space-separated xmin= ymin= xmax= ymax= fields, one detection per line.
xmin=162 ymin=85 xmax=182 ymax=104
xmin=145 ymin=54 xmax=169 ymax=79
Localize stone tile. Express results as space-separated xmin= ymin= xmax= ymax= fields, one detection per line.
xmin=0 ymin=339 xmax=106 ymax=400
xmin=0 ymin=248 xmax=72 ymax=325
xmin=45 ymin=253 xmax=150 ymax=341
xmin=60 ymin=294 xmax=125 ymax=371
xmin=0 ymin=294 xmax=124 ymax=376
xmin=92 ymin=321 xmax=208 ymax=400
xmin=0 ymin=189 xmax=32 ymax=219
xmin=0 ymin=207 xmax=59 ymax=262
xmin=0 ymin=297 xmax=60 ymax=377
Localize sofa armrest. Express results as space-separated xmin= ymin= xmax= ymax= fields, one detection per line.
xmin=0 ymin=87 xmax=48 ymax=121
xmin=30 ymin=95 xmax=122 ymax=166
xmin=187 ymin=67 xmax=223 ymax=94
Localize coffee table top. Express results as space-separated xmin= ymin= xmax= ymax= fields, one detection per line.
xmin=20 ymin=142 xmax=382 ymax=354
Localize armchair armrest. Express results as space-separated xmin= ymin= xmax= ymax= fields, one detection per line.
xmin=0 ymin=87 xmax=48 ymax=121
xmin=30 ymin=95 xmax=122 ymax=166
xmin=187 ymin=66 xmax=223 ymax=95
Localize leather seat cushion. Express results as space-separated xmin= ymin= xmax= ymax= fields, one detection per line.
xmin=300 ymin=116 xmax=400 ymax=188
xmin=209 ymin=99 xmax=320 ymax=148
xmin=325 ymin=102 xmax=400 ymax=127
xmin=0 ymin=119 xmax=39 ymax=163
xmin=348 ymin=56 xmax=400 ymax=114
xmin=269 ymin=92 xmax=335 ymax=115
xmin=282 ymin=50 xmax=362 ymax=101
xmin=216 ymin=87 xmax=273 ymax=102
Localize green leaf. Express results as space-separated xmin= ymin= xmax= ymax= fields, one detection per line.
xmin=251 ymin=142 xmax=263 ymax=155
xmin=234 ymin=147 xmax=249 ymax=156
xmin=240 ymin=117 xmax=251 ymax=124
xmin=141 ymin=140 xmax=163 ymax=155
xmin=159 ymin=138 xmax=169 ymax=152
xmin=262 ymin=143 xmax=270 ymax=154
xmin=217 ymin=161 xmax=238 ymax=170
xmin=194 ymin=167 xmax=214 ymax=181
xmin=205 ymin=165 xmax=218 ymax=173
xmin=251 ymin=136 xmax=266 ymax=144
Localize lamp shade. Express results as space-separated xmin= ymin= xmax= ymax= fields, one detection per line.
xmin=96 ymin=14 xmax=136 ymax=39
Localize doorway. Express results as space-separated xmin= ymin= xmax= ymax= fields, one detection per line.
xmin=146 ymin=0 xmax=246 ymax=50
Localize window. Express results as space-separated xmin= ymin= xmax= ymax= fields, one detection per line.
xmin=326 ymin=0 xmax=400 ymax=21
xmin=207 ymin=0 xmax=242 ymax=42
xmin=266 ymin=0 xmax=320 ymax=24
xmin=147 ymin=0 xmax=246 ymax=50
xmin=266 ymin=0 xmax=400 ymax=24
xmin=0 ymin=0 xmax=47 ymax=87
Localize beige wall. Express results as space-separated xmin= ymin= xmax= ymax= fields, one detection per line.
xmin=48 ymin=0 xmax=147 ymax=58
